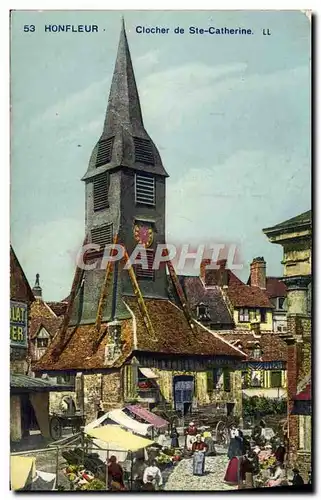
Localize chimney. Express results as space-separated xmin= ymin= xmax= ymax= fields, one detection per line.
xmin=200 ymin=259 xmax=211 ymax=283
xmin=250 ymin=321 xmax=261 ymax=336
xmin=32 ymin=273 xmax=42 ymax=299
xmin=250 ymin=257 xmax=266 ymax=289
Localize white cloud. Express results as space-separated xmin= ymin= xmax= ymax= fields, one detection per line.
xmin=139 ymin=63 xmax=308 ymax=132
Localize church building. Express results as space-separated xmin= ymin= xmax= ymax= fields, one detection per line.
xmin=34 ymin=20 xmax=247 ymax=424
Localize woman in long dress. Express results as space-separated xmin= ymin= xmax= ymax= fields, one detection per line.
xmin=170 ymin=426 xmax=179 ymax=448
xmin=192 ymin=435 xmax=208 ymax=476
xmin=224 ymin=426 xmax=244 ymax=485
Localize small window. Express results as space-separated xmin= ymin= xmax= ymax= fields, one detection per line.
xmin=135 ymin=174 xmax=155 ymax=206
xmin=135 ymin=248 xmax=155 ymax=280
xmin=96 ymin=137 xmax=114 ymax=167
xmin=93 ymin=173 xmax=109 ymax=211
xmin=277 ymin=297 xmax=286 ymax=310
xmin=241 ymin=371 xmax=248 ymax=388
xmin=197 ymin=303 xmax=210 ymax=321
xmin=239 ymin=308 xmax=249 ymax=322
xmin=36 ymin=338 xmax=49 ymax=348
xmin=134 ymin=137 xmax=155 ymax=165
xmin=223 ymin=369 xmax=231 ymax=392
xmin=260 ymin=309 xmax=267 ymax=323
xmin=270 ymin=371 xmax=282 ymax=388
xmin=213 ymin=368 xmax=223 ymax=389
xmin=250 ymin=370 xmax=262 ymax=387
xmin=253 ymin=345 xmax=262 ymax=359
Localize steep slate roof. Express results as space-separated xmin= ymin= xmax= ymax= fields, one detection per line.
xmin=33 ymin=298 xmax=246 ymax=372
xmin=46 ymin=301 xmax=69 ymax=317
xmin=265 ymin=277 xmax=287 ymax=299
xmin=82 ymin=18 xmax=168 ymax=182
xmin=223 ymin=332 xmax=288 ymax=362
xmin=202 ymin=261 xmax=273 ymax=309
xmin=226 ymin=284 xmax=274 ymax=309
xmin=175 ymin=276 xmax=234 ymax=328
xmin=10 ymin=246 xmax=35 ymax=303
xmin=263 ymin=210 xmax=311 ymax=234
xmin=29 ymin=299 xmax=62 ymax=340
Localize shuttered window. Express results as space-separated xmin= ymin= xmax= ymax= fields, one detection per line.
xmin=91 ymin=223 xmax=113 ymax=250
xmin=135 ymin=248 xmax=155 ymax=280
xmin=96 ymin=137 xmax=114 ymax=167
xmin=133 ymin=137 xmax=155 ymax=165
xmin=135 ymin=174 xmax=155 ymax=206
xmin=93 ymin=173 xmax=109 ymax=211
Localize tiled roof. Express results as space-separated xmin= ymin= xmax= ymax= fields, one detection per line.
xmin=10 ymin=246 xmax=35 ymax=303
xmin=10 ymin=373 xmax=74 ymax=392
xmin=226 ymin=283 xmax=274 ymax=309
xmin=124 ymin=297 xmax=246 ymax=358
xmin=29 ymin=299 xmax=62 ymax=340
xmin=33 ymin=318 xmax=134 ymax=371
xmin=33 ymin=297 xmax=246 ymax=372
xmin=223 ymin=332 xmax=288 ymax=362
xmin=46 ymin=301 xmax=69 ymax=317
xmin=266 ymin=277 xmax=287 ymax=299
xmin=263 ymin=210 xmax=311 ymax=233
xmin=205 ymin=268 xmax=243 ymax=287
xmin=176 ymin=276 xmax=234 ymax=327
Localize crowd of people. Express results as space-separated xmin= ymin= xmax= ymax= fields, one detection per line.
xmin=223 ymin=421 xmax=309 ymax=489
xmin=106 ymin=419 xmax=310 ymax=491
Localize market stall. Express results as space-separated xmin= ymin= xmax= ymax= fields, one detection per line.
xmin=125 ymin=404 xmax=168 ymax=430
xmin=10 ymin=455 xmax=36 ymax=491
xmin=84 ymin=408 xmax=152 ymax=436
xmin=85 ymin=425 xmax=155 ymax=489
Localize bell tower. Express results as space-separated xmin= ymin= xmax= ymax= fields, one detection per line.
xmin=69 ymin=19 xmax=169 ymax=326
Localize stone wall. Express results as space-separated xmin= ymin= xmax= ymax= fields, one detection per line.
xmin=10 ymin=395 xmax=22 ymax=441
xmin=75 ymin=370 xmax=122 ymax=424
xmin=49 ymin=391 xmax=77 ymax=414
xmin=285 ymin=315 xmax=311 ymax=472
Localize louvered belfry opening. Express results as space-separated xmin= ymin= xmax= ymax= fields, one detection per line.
xmin=135 ymin=174 xmax=155 ymax=205
xmin=96 ymin=137 xmax=114 ymax=167
xmin=133 ymin=137 xmax=155 ymax=165
xmin=91 ymin=223 xmax=113 ymax=251
xmin=93 ymin=172 xmax=109 ymax=211
xmin=135 ymin=248 xmax=155 ymax=280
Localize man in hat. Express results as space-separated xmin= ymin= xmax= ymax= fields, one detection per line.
xmin=290 ymin=468 xmax=305 ymax=486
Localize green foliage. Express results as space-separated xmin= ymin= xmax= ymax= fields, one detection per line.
xmin=243 ymin=396 xmax=287 ymax=418
xmin=82 ymin=479 xmax=106 ymax=490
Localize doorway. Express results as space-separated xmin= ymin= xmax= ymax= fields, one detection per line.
xmin=173 ymin=375 xmax=194 ymax=416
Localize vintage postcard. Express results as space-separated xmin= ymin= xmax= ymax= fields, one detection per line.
xmin=10 ymin=9 xmax=311 ymax=491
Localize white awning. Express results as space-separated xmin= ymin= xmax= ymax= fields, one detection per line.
xmin=84 ymin=409 xmax=152 ymax=436
xmin=139 ymin=367 xmax=159 ymax=379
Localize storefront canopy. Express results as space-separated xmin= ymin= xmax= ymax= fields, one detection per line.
xmin=85 ymin=425 xmax=154 ymax=451
xmin=84 ymin=409 xmax=152 ymax=436
xmin=126 ymin=405 xmax=168 ymax=429
xmin=139 ymin=367 xmax=159 ymax=379
xmin=10 ymin=456 xmax=36 ymax=491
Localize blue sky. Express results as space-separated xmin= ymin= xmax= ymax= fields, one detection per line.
xmin=10 ymin=10 xmax=311 ymax=300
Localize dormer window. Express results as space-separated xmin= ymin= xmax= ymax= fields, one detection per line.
xmin=252 ymin=343 xmax=262 ymax=359
xmin=196 ymin=303 xmax=210 ymax=321
xmin=36 ymin=337 xmax=49 ymax=349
